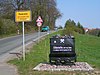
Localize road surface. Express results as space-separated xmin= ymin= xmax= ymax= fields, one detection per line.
xmin=0 ymin=32 xmax=50 ymax=75
xmin=0 ymin=32 xmax=47 ymax=56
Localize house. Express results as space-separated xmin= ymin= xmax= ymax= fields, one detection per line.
xmin=84 ymin=28 xmax=89 ymax=33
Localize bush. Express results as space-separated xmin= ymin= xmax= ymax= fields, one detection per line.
xmin=0 ymin=19 xmax=17 ymax=35
xmin=62 ymin=27 xmax=74 ymax=35
xmin=0 ymin=18 xmax=4 ymax=35
xmin=88 ymin=29 xmax=100 ymax=37
xmin=4 ymin=19 xmax=17 ymax=34
xmin=98 ymin=31 xmax=100 ymax=37
xmin=0 ymin=19 xmax=37 ymax=36
xmin=64 ymin=19 xmax=85 ymax=35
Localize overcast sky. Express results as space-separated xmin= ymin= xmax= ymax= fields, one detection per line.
xmin=56 ymin=0 xmax=100 ymax=28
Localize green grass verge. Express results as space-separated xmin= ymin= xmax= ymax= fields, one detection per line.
xmin=8 ymin=31 xmax=100 ymax=75
xmin=0 ymin=33 xmax=17 ymax=39
xmin=75 ymin=33 xmax=100 ymax=68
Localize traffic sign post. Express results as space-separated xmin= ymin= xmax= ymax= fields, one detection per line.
xmin=15 ymin=10 xmax=31 ymax=61
xmin=22 ymin=22 xmax=25 ymax=61
xmin=38 ymin=26 xmax=40 ymax=42
xmin=36 ymin=16 xmax=43 ymax=42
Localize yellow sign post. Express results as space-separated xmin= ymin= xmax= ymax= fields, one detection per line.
xmin=15 ymin=10 xmax=31 ymax=22
xmin=15 ymin=10 xmax=31 ymax=61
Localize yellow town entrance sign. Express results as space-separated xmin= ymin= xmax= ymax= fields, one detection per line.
xmin=15 ymin=10 xmax=31 ymax=22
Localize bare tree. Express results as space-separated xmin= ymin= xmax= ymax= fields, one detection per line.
xmin=0 ymin=0 xmax=61 ymax=29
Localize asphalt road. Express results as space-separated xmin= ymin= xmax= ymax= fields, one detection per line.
xmin=0 ymin=32 xmax=47 ymax=56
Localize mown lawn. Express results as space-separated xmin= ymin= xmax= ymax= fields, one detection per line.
xmin=8 ymin=31 xmax=100 ymax=75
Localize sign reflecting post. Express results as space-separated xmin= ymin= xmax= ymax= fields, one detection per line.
xmin=15 ymin=10 xmax=31 ymax=61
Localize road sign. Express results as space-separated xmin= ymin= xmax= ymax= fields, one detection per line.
xmin=36 ymin=16 xmax=43 ymax=42
xmin=15 ymin=10 xmax=31 ymax=22
xmin=36 ymin=16 xmax=43 ymax=27
xmin=36 ymin=16 xmax=43 ymax=23
xmin=15 ymin=10 xmax=31 ymax=61
xmin=37 ymin=22 xmax=42 ymax=27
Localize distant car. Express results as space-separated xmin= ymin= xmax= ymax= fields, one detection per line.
xmin=42 ymin=26 xmax=49 ymax=32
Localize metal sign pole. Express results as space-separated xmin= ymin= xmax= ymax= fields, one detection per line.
xmin=38 ymin=26 xmax=40 ymax=42
xmin=22 ymin=21 xmax=25 ymax=61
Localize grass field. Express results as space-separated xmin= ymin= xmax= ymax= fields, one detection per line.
xmin=8 ymin=31 xmax=100 ymax=75
xmin=75 ymin=33 xmax=100 ymax=68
